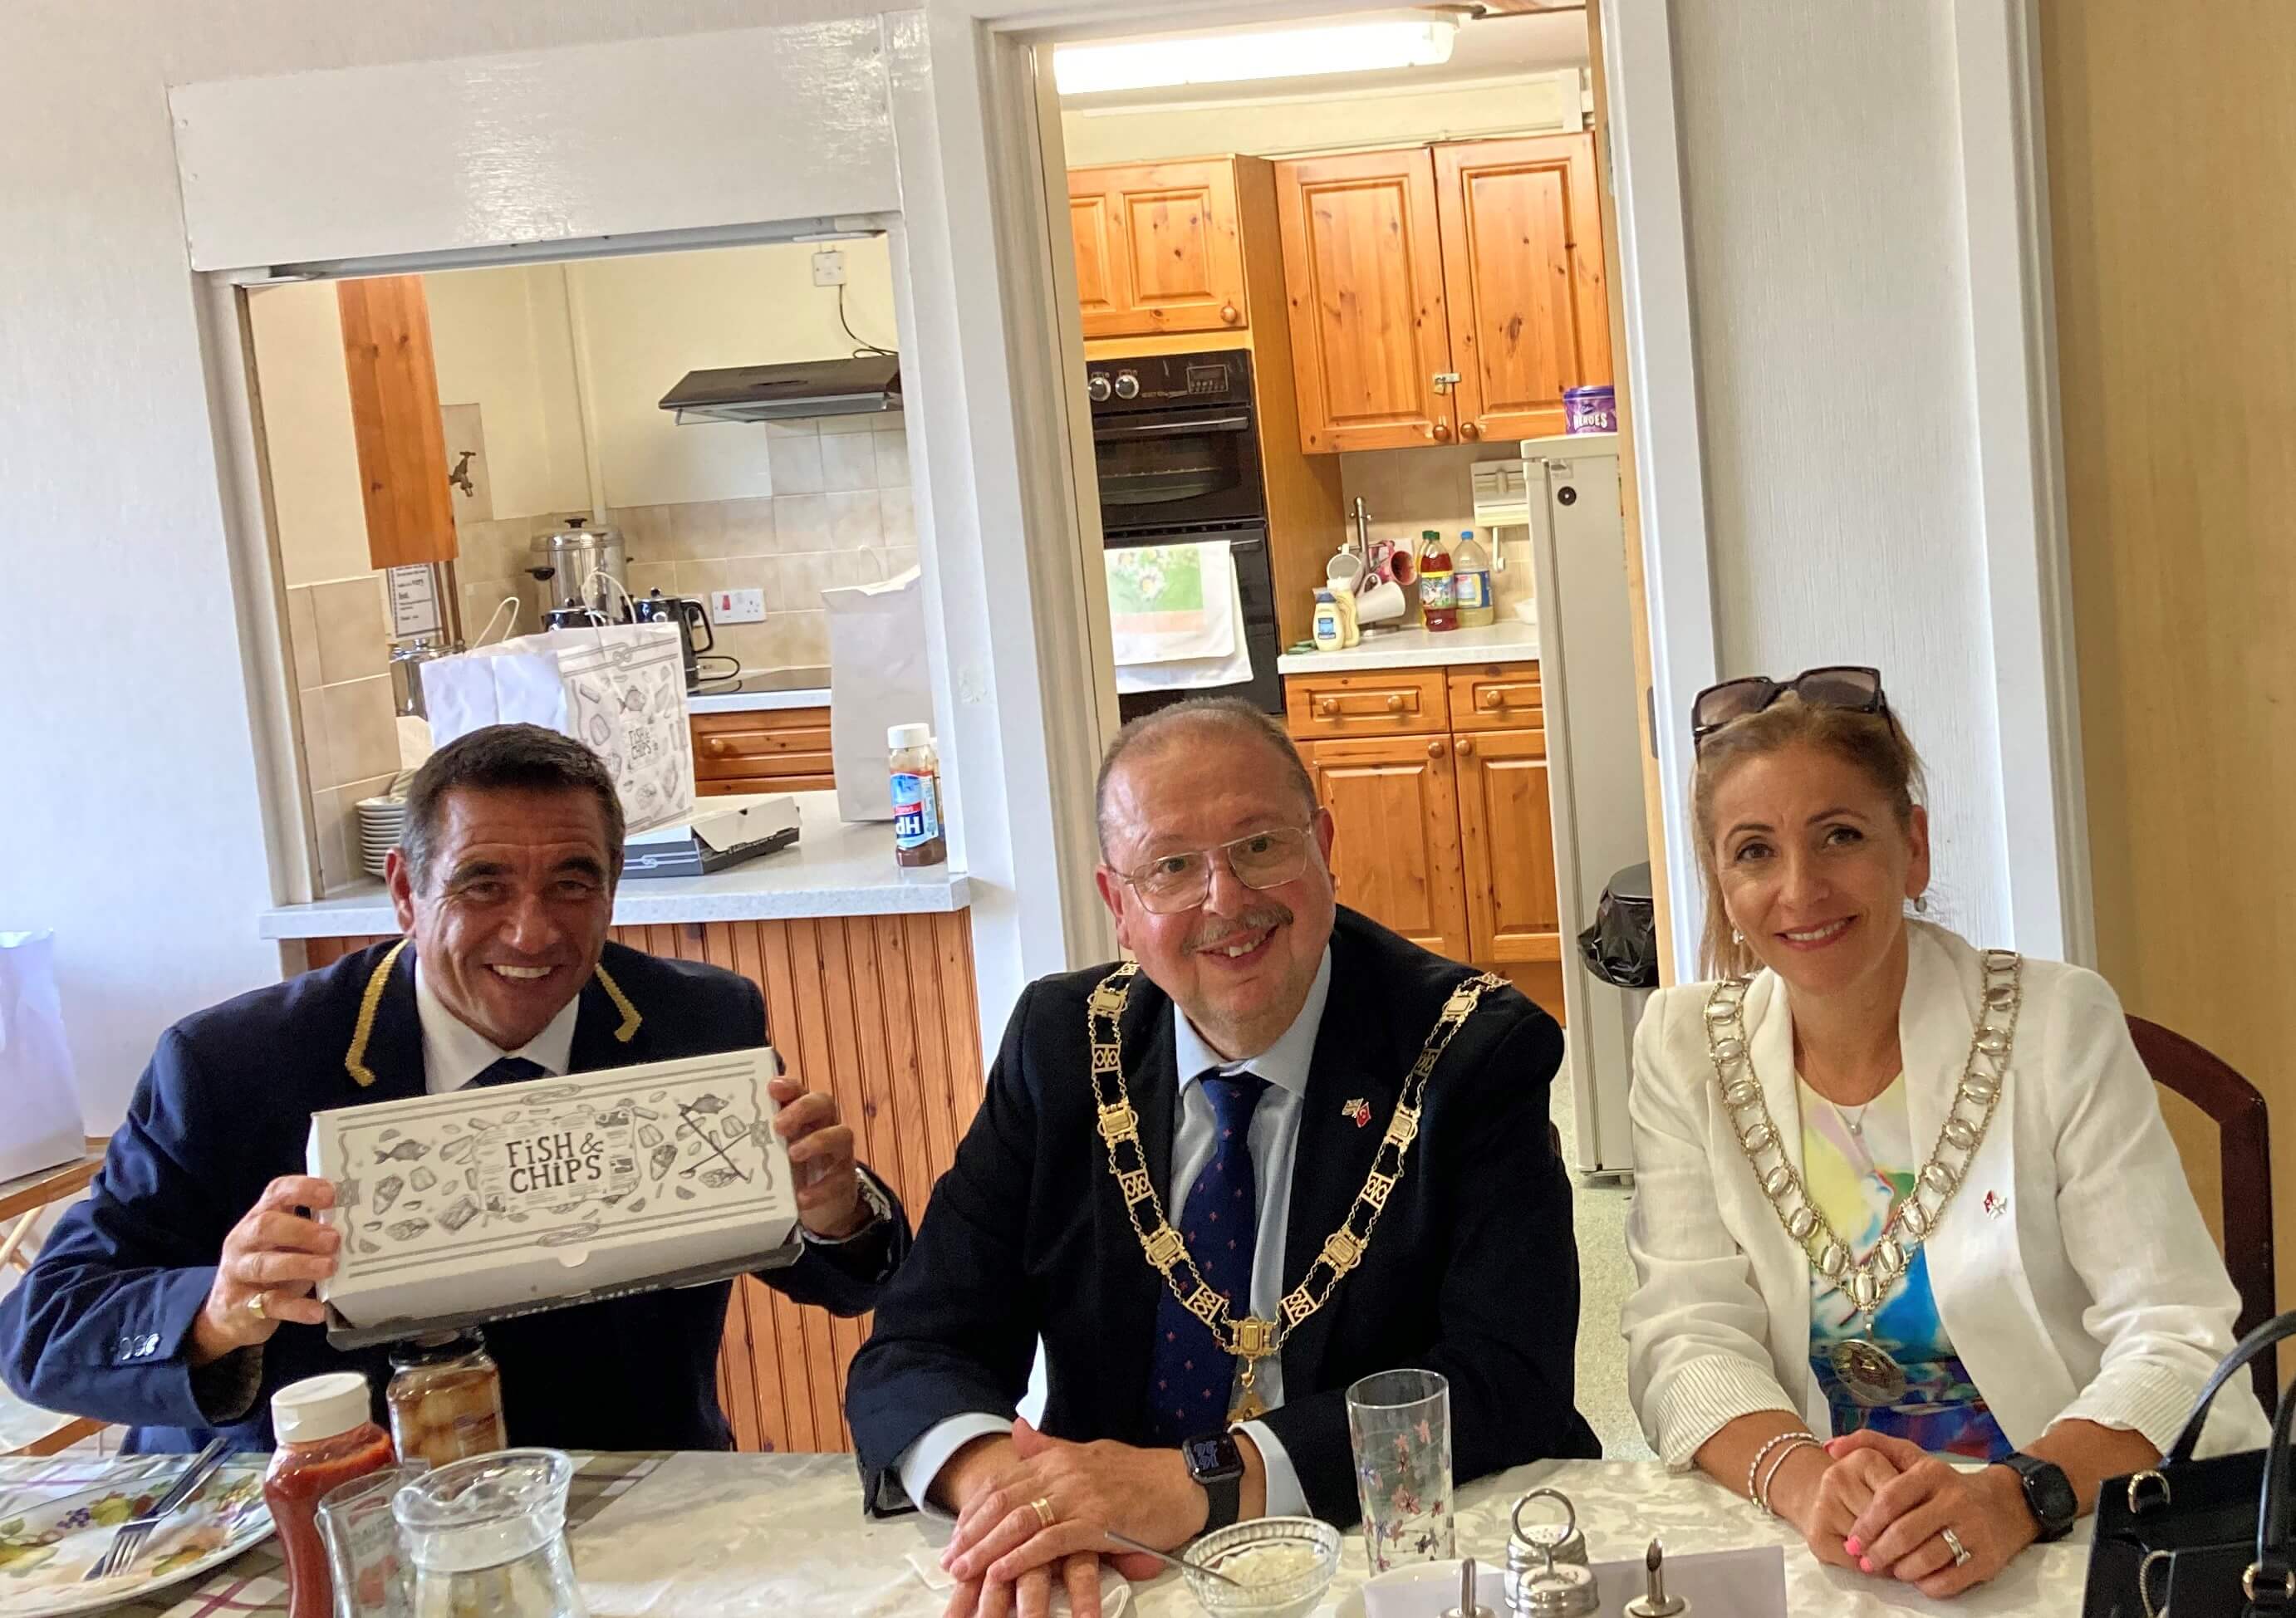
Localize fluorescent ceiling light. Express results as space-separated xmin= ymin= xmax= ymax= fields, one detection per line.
xmin=1053 ymin=17 xmax=1459 ymax=97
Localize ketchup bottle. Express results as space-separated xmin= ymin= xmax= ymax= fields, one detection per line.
xmin=262 ymin=1372 xmax=396 ymax=1618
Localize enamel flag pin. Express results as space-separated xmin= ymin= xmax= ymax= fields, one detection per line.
xmin=1983 ymin=1190 xmax=2009 ymax=1218
xmin=1342 ymin=1098 xmax=1372 ymax=1128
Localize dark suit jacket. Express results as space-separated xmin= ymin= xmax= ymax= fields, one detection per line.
xmin=845 ymin=906 xmax=1598 ymax=1524
xmin=0 ymin=939 xmax=910 ymax=1454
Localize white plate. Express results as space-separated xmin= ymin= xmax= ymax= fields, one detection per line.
xmin=0 ymin=1456 xmax=274 ymax=1618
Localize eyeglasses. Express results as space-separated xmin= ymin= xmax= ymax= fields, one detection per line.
xmin=1113 ymin=826 xmax=1315 ymax=914
xmin=1690 ymin=665 xmax=1887 ymax=748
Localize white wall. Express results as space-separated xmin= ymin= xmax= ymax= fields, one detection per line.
xmin=1670 ymin=0 xmax=2010 ymax=946
xmin=424 ymin=264 xmax=593 ymax=520
xmin=0 ymin=0 xmax=890 ymax=1124
xmin=245 ymin=282 xmax=370 ymax=587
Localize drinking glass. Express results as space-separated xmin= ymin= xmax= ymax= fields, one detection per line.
xmin=318 ymin=1464 xmax=428 ymax=1618
xmin=392 ymin=1449 xmax=586 ymax=1618
xmin=1346 ymin=1368 xmax=1455 ymax=1574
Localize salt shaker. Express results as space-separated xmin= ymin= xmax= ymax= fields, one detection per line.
xmin=1505 ymin=1490 xmax=1597 ymax=1618
xmin=1509 ymin=1488 xmax=1589 ymax=1571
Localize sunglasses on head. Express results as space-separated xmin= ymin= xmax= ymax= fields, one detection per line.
xmin=1690 ymin=665 xmax=1888 ymax=748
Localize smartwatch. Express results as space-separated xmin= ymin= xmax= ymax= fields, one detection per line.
xmin=2001 ymin=1451 xmax=2077 ymax=1542
xmin=1183 ymin=1430 xmax=1246 ymax=1534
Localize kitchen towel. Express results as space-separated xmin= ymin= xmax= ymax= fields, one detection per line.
xmin=1106 ymin=540 xmax=1237 ymax=665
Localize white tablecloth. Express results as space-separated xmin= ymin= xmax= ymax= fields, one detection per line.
xmin=569 ymin=1453 xmax=2089 ymax=1617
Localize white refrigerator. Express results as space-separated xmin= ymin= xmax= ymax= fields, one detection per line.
xmin=1473 ymin=434 xmax=1652 ymax=1179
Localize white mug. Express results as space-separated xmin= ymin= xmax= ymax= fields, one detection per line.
xmin=1357 ymin=579 xmax=1408 ymax=625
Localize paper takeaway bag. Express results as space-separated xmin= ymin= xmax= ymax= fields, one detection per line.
xmin=824 ymin=567 xmax=931 ymax=823
xmin=0 ymin=932 xmax=86 ymax=1183
xmin=422 ymin=620 xmax=695 ymax=835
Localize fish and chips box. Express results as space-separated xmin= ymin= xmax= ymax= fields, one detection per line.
xmin=308 ymin=1047 xmax=799 ymax=1348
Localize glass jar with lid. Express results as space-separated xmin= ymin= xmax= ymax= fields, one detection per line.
xmin=385 ymin=1329 xmax=507 ymax=1467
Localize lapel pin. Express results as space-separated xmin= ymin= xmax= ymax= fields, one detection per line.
xmin=1983 ymin=1190 xmax=2008 ymax=1219
xmin=1342 ymin=1098 xmax=1372 ymax=1129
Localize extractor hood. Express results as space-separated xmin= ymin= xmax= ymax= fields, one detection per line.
xmin=659 ymin=355 xmax=901 ymax=424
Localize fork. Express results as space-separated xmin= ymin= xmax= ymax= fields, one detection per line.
xmin=84 ymin=1436 xmax=232 ymax=1582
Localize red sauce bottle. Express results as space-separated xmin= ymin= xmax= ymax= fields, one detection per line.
xmin=262 ymin=1372 xmax=397 ymax=1618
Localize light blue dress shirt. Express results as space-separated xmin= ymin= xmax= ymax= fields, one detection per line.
xmin=895 ymin=949 xmax=1336 ymax=1519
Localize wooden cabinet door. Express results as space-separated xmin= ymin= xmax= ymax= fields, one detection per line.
xmin=1455 ymin=727 xmax=1563 ymax=963
xmin=1273 ymin=149 xmax=1457 ymax=453
xmin=1067 ymin=161 xmax=1246 ymax=341
xmin=1433 ymin=135 xmax=1612 ymax=444
xmin=1303 ymin=735 xmax=1470 ymax=962
xmin=337 ymin=275 xmax=456 ymax=569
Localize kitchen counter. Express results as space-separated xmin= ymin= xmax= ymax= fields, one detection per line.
xmin=1276 ymin=618 xmax=1538 ymax=674
xmin=258 ymin=792 xmax=966 ymax=939
xmin=686 ymin=664 xmax=832 ymax=715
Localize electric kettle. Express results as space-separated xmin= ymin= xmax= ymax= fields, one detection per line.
xmin=632 ymin=590 xmax=717 ymax=690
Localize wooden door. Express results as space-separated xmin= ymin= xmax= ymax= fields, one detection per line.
xmin=336 ymin=276 xmax=457 ymax=569
xmin=1303 ymin=735 xmax=1469 ymax=962
xmin=1455 ymin=727 xmax=1563 ymax=963
xmin=1433 ymin=135 xmax=1612 ymax=444
xmin=1067 ymin=160 xmax=1247 ymax=341
xmin=1273 ymin=149 xmax=1457 ymax=453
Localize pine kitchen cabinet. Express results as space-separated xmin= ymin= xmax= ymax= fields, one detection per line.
xmin=1274 ymin=135 xmax=1611 ymax=454
xmin=1067 ymin=159 xmax=1249 ymax=341
xmin=336 ymin=275 xmax=458 ymax=569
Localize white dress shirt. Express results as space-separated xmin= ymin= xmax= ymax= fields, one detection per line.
xmin=895 ymin=950 xmax=1335 ymax=1518
xmin=415 ymin=963 xmax=579 ymax=1091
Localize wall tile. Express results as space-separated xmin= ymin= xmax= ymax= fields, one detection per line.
xmin=818 ymin=412 xmax=876 ymax=436
xmin=287 ymin=586 xmax=322 ymax=692
xmin=298 ymin=688 xmax=334 ymax=797
xmin=885 ymin=544 xmax=920 ymax=579
xmin=322 ymin=674 xmax=398 ymax=787
xmin=880 ymin=486 xmax=917 ymax=547
xmin=773 ymin=495 xmax=832 ymax=554
xmin=762 ymin=419 xmax=819 ymax=442
xmin=872 ymin=410 xmax=905 ymax=434
xmin=767 ymin=434 xmax=825 ymax=495
xmin=625 ymin=561 xmax=679 ymax=605
xmin=676 ymin=556 xmax=775 ymax=613
xmin=777 ymin=609 xmax=830 ymax=667
xmin=827 ymin=491 xmax=883 ymax=550
xmin=455 ymin=517 xmax=527 ymax=584
xmin=820 ymin=431 xmax=879 ymax=493
xmin=873 ymin=429 xmax=910 ymax=488
xmin=457 ymin=576 xmax=522 ymax=645
xmin=718 ymin=497 xmax=775 ymax=557
xmin=312 ymin=576 xmax=389 ymax=686
xmin=312 ymin=784 xmax=356 ymax=895
xmin=704 ymin=621 xmax=778 ymax=671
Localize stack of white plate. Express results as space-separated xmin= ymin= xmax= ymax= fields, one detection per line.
xmin=357 ymin=797 xmax=409 ymax=880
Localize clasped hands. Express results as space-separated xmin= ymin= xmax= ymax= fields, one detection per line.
xmin=935 ymin=1419 xmax=1206 ymax=1618
xmin=1770 ymin=1430 xmax=2035 ymax=1600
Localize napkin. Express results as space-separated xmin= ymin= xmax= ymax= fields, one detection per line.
xmin=904 ymin=1547 xmax=1133 ymax=1618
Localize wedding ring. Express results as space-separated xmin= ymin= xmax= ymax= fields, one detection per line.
xmin=1029 ymin=1496 xmax=1056 ymax=1532
xmin=246 ymin=1292 xmax=268 ymax=1320
xmin=1941 ymin=1527 xmax=1971 ymax=1567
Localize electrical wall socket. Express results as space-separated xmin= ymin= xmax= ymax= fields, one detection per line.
xmin=811 ymin=249 xmax=846 ymax=287
xmin=712 ymin=588 xmax=765 ymax=624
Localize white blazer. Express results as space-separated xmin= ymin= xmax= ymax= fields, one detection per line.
xmin=1621 ymin=920 xmax=2268 ymax=1468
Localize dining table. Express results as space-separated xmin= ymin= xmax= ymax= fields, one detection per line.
xmin=105 ymin=1449 xmax=2092 ymax=1618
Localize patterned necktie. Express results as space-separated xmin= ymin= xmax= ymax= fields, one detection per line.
xmin=1148 ymin=1071 xmax=1268 ymax=1444
xmin=469 ymin=1056 xmax=547 ymax=1090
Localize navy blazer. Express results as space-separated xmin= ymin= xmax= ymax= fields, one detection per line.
xmin=844 ymin=906 xmax=1599 ymax=1523
xmin=0 ymin=939 xmax=909 ymax=1454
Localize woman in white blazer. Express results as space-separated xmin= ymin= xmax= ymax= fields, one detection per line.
xmin=1621 ymin=666 xmax=2264 ymax=1601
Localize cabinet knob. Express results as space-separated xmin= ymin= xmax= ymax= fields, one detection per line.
xmin=706 ymin=738 xmax=729 ymax=756
xmin=1481 ymin=690 xmax=1499 ymax=708
xmin=1386 ymin=694 xmax=1405 ymax=713
xmin=1427 ymin=739 xmax=1444 ymax=758
xmin=1431 ymin=420 xmax=1452 ymax=442
xmin=1220 ymin=302 xmax=1240 ymax=325
xmin=1457 ymin=737 xmax=1476 ymax=757
xmin=1460 ymin=420 xmax=1482 ymax=441
xmin=1317 ymin=697 xmax=1339 ymax=716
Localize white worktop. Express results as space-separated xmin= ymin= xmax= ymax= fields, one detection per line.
xmin=259 ymin=793 xmax=967 ymax=939
xmin=1276 ymin=619 xmax=1538 ymax=674
xmin=685 ymin=683 xmax=831 ymax=715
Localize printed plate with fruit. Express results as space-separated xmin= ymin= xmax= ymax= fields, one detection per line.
xmin=0 ymin=1454 xmax=272 ymax=1617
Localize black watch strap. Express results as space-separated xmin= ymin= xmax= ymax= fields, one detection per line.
xmin=1200 ymin=1469 xmax=1241 ymax=1533
xmin=2004 ymin=1451 xmax=2077 ymax=1542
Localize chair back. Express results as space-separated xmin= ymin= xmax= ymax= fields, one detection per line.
xmin=2127 ymin=1014 xmax=2277 ymax=1413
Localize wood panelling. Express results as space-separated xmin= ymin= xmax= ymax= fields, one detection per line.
xmin=2043 ymin=0 xmax=2296 ymax=1339
xmin=336 ymin=276 xmax=455 ymax=570
xmin=1283 ymin=668 xmax=1450 ymax=740
xmin=1434 ymin=135 xmax=1612 ymax=444
xmin=1303 ymin=735 xmax=1470 ymax=962
xmin=300 ymin=911 xmax=982 ymax=1453
xmin=1067 ymin=159 xmax=1246 ymax=340
xmin=1455 ymin=727 xmax=1562 ymax=963
xmin=1275 ymin=149 xmax=1455 ymax=453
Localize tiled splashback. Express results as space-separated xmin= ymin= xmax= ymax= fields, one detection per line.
xmin=1336 ymin=444 xmax=1535 ymax=619
xmin=284 ymin=574 xmax=400 ymax=894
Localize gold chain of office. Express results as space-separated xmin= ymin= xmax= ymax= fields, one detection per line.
xmin=1086 ymin=959 xmax=1503 ymax=1419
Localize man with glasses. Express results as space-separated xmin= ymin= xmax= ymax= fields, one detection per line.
xmin=846 ymin=697 xmax=1598 ymax=1618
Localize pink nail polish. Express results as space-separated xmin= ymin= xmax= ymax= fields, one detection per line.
xmin=1859 ymin=1557 xmax=1874 ymax=1575
xmin=1845 ymin=1537 xmax=1862 ymax=1557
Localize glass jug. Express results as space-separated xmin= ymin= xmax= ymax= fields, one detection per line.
xmin=391 ymin=1449 xmax=586 ymax=1618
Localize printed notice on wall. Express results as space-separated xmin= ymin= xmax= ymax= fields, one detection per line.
xmin=389 ymin=564 xmax=442 ymax=640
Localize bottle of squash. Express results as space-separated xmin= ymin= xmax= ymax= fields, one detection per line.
xmin=1454 ymin=529 xmax=1495 ymax=629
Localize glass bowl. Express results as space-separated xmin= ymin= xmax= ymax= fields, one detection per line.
xmin=1183 ymin=1516 xmax=1344 ymax=1617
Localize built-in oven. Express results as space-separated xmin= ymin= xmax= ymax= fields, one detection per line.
xmin=1089 ymin=351 xmax=1282 ymax=720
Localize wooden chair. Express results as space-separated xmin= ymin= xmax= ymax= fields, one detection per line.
xmin=2127 ymin=1015 xmax=2277 ymax=1413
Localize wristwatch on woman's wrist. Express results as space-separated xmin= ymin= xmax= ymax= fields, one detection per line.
xmin=2001 ymin=1451 xmax=2078 ymax=1542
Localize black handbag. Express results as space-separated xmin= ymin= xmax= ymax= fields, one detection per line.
xmin=2084 ymin=1311 xmax=2294 ymax=1617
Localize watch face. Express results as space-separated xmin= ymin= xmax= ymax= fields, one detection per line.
xmin=2014 ymin=1455 xmax=2078 ymax=1531
xmin=1184 ymin=1433 xmax=1244 ymax=1482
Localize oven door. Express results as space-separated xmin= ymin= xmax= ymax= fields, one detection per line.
xmin=1092 ymin=407 xmax=1265 ymax=532
xmin=1109 ymin=524 xmax=1283 ymax=722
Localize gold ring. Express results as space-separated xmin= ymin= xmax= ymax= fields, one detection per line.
xmin=246 ymin=1292 xmax=268 ymax=1320
xmin=1941 ymin=1527 xmax=1970 ymax=1567
xmin=1029 ymin=1496 xmax=1056 ymax=1532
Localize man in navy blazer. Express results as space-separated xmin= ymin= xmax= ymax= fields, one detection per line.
xmin=0 ymin=725 xmax=909 ymax=1454
xmin=845 ymin=699 xmax=1597 ymax=1618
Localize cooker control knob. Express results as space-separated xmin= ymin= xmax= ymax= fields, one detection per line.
xmin=1114 ymin=372 xmax=1141 ymax=400
xmin=1087 ymin=374 xmax=1112 ymax=403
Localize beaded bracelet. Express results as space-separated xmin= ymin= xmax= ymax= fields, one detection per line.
xmin=1744 ymin=1431 xmax=1813 ymax=1504
xmin=1758 ymin=1436 xmax=1827 ymax=1515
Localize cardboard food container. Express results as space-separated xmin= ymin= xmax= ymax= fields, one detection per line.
xmin=308 ymin=1047 xmax=798 ymax=1348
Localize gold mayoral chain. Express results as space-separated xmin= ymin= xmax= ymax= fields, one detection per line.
xmin=1704 ymin=948 xmax=2023 ymax=1407
xmin=1087 ymin=960 xmax=1502 ymax=1422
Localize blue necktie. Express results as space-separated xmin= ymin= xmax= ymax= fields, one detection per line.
xmin=469 ymin=1056 xmax=547 ymax=1089
xmin=1148 ymin=1071 xmax=1267 ymax=1444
